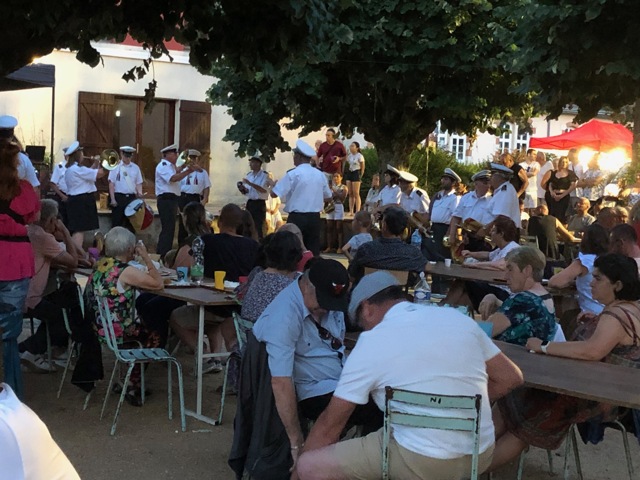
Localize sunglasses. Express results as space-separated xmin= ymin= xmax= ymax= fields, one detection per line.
xmin=313 ymin=322 xmax=343 ymax=358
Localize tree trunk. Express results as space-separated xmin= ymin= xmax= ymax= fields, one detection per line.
xmin=633 ymin=98 xmax=640 ymax=165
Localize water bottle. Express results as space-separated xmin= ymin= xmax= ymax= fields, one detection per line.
xmin=413 ymin=272 xmax=431 ymax=305
xmin=411 ymin=228 xmax=422 ymax=250
xmin=191 ymin=236 xmax=205 ymax=285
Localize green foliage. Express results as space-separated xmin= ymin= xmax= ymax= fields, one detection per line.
xmin=404 ymin=148 xmax=481 ymax=197
xmin=359 ymin=147 xmax=380 ymax=191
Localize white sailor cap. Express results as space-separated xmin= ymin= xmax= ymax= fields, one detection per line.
xmin=442 ymin=168 xmax=461 ymax=183
xmin=0 ymin=115 xmax=18 ymax=129
xmin=471 ymin=170 xmax=491 ymax=181
xmin=398 ymin=170 xmax=419 ymax=183
xmin=490 ymin=162 xmax=513 ymax=176
xmin=161 ymin=144 xmax=179 ymax=154
xmin=249 ymin=156 xmax=263 ymax=163
xmin=66 ymin=141 xmax=82 ymax=156
xmin=188 ymin=149 xmax=202 ymax=157
xmin=292 ymin=139 xmax=316 ymax=158
xmin=120 ymin=146 xmax=136 ymax=153
xmin=385 ymin=164 xmax=401 ymax=176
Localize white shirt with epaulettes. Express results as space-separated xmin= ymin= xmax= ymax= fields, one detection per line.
xmin=64 ymin=163 xmax=98 ymax=195
xmin=155 ymin=159 xmax=181 ymax=196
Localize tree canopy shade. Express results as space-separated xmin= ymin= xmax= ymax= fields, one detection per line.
xmin=495 ymin=0 xmax=640 ymax=158
xmin=208 ymin=0 xmax=533 ymax=163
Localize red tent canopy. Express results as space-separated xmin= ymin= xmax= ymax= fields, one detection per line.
xmin=530 ymin=119 xmax=632 ymax=155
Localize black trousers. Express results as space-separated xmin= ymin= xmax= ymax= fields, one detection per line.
xmin=111 ymin=193 xmax=137 ymax=231
xmin=246 ymin=199 xmax=267 ymax=240
xmin=178 ymin=193 xmax=201 ymax=244
xmin=157 ymin=193 xmax=179 ymax=256
xmin=299 ymin=392 xmax=383 ymax=435
xmin=287 ymin=212 xmax=321 ymax=256
xmin=20 ymin=298 xmax=69 ymax=355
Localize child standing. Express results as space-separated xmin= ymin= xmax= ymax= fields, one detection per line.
xmin=323 ymin=172 xmax=348 ymax=253
xmin=341 ymin=211 xmax=373 ymax=261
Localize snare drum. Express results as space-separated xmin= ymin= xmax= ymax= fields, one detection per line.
xmin=124 ymin=199 xmax=154 ymax=232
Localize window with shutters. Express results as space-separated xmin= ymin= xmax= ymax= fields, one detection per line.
xmin=179 ymin=100 xmax=212 ymax=173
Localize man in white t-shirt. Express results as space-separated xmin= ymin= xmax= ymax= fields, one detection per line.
xmin=1 ymin=337 xmax=80 ymax=479
xmin=520 ymin=148 xmax=540 ymax=212
xmin=296 ymin=272 xmax=523 ymax=480
xmin=536 ymin=151 xmax=554 ymax=206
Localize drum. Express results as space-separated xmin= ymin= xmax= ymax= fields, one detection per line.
xmin=124 ymin=199 xmax=154 ymax=232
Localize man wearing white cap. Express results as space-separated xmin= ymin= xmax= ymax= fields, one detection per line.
xmin=296 ymin=271 xmax=523 ymax=480
xmin=481 ymin=163 xmax=521 ymax=232
xmin=448 ymin=170 xmax=492 ymax=252
xmin=398 ymin=169 xmax=430 ymax=220
xmin=108 ymin=146 xmax=143 ymax=230
xmin=271 ymin=140 xmax=332 ymax=256
xmin=0 ymin=115 xmax=40 ymax=191
xmin=178 ymin=149 xmax=210 ymax=243
xmin=155 ymin=144 xmax=195 ymax=256
xmin=237 ymin=156 xmax=275 ymax=240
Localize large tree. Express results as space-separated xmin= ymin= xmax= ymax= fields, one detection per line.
xmin=207 ymin=0 xmax=532 ymax=163
xmin=495 ymin=0 xmax=640 ymax=160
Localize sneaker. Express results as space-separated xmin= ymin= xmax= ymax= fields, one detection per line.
xmin=20 ymin=351 xmax=57 ymax=373
xmin=201 ymin=358 xmax=223 ymax=374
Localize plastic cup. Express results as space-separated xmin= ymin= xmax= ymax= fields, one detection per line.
xmin=444 ymin=259 xmax=452 ymax=267
xmin=176 ymin=267 xmax=189 ymax=282
xmin=214 ymin=271 xmax=226 ymax=290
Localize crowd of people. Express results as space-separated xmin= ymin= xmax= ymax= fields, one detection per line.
xmin=2 ymin=115 xmax=640 ymax=479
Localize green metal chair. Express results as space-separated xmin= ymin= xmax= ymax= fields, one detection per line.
xmin=382 ymin=387 xmax=482 ymax=480
xmin=96 ymin=296 xmax=186 ymax=435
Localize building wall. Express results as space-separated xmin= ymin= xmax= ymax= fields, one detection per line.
xmin=0 ymin=43 xmax=320 ymax=206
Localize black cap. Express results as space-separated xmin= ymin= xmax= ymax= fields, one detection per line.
xmin=308 ymin=259 xmax=350 ymax=311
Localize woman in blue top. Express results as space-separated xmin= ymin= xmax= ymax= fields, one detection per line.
xmin=479 ymin=246 xmax=556 ymax=345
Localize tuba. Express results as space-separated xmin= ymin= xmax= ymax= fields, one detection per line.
xmin=100 ymin=149 xmax=120 ymax=170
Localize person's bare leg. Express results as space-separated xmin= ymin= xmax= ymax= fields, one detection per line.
xmin=487 ymin=431 xmax=528 ymax=472
xmin=336 ymin=220 xmax=343 ymax=252
xmin=443 ymin=281 xmax=465 ymax=305
xmin=323 ymin=220 xmax=335 ymax=252
xmin=71 ymin=231 xmax=84 ymax=250
xmin=352 ymin=181 xmax=362 ymax=212
xmin=205 ymin=325 xmax=223 ymax=353
xmin=346 ymin=180 xmax=354 ymax=214
xmin=219 ymin=317 xmax=237 ymax=351
xmin=168 ymin=315 xmax=199 ymax=352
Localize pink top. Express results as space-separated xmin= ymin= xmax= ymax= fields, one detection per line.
xmin=0 ymin=180 xmax=40 ymax=281
xmin=25 ymin=225 xmax=64 ymax=311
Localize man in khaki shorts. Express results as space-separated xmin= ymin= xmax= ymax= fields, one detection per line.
xmin=295 ymin=272 xmax=524 ymax=480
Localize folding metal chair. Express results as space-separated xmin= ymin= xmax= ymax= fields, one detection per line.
xmin=382 ymin=387 xmax=482 ymax=480
xmin=96 ymin=296 xmax=186 ymax=435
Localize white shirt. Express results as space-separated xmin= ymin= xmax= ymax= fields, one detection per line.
xmin=180 ymin=170 xmax=211 ymax=195
xmin=484 ymin=181 xmax=521 ymax=228
xmin=453 ymin=190 xmax=491 ymax=223
xmin=537 ymin=161 xmax=554 ymax=199
xmin=18 ymin=152 xmax=40 ymax=187
xmin=0 ymin=384 xmax=80 ymax=480
xmin=429 ymin=189 xmax=458 ymax=224
xmin=50 ymin=162 xmax=68 ymax=193
xmin=108 ymin=162 xmax=143 ymax=194
xmin=155 ymin=159 xmax=181 ymax=196
xmin=272 ymin=163 xmax=331 ymax=213
xmin=520 ymin=160 xmax=540 ymax=197
xmin=378 ymin=184 xmax=402 ymax=206
xmin=241 ymin=169 xmax=271 ymax=200
xmin=569 ymin=162 xmax=584 ymax=197
xmin=334 ymin=302 xmax=499 ymax=459
xmin=64 ymin=163 xmax=98 ymax=195
xmin=400 ymin=187 xmax=430 ymax=215
xmin=346 ymin=152 xmax=364 ymax=172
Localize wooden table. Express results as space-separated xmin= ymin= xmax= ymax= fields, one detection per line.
xmin=153 ymin=285 xmax=237 ymax=425
xmin=425 ymin=262 xmax=507 ymax=284
xmin=496 ymin=341 xmax=640 ymax=409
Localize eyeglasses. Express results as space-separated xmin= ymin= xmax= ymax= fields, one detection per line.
xmin=313 ymin=322 xmax=343 ymax=358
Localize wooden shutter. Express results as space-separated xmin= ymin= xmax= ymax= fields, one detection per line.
xmin=77 ymin=92 xmax=115 ymax=191
xmin=179 ymin=100 xmax=212 ymax=171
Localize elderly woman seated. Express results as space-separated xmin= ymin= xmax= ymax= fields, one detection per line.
xmin=478 ymin=246 xmax=557 ymax=345
xmin=489 ymin=253 xmax=640 ymax=472
xmin=443 ymin=215 xmax=520 ymax=313
xmin=85 ymin=227 xmax=164 ymax=406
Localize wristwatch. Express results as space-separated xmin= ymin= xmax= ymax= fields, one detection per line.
xmin=540 ymin=341 xmax=550 ymax=354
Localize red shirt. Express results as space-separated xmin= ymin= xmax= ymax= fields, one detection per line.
xmin=317 ymin=141 xmax=347 ymax=174
xmin=0 ymin=180 xmax=40 ymax=281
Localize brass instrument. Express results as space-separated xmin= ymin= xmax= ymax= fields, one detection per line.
xmin=100 ymin=149 xmax=120 ymax=170
xmin=407 ymin=212 xmax=431 ymax=238
xmin=176 ymin=150 xmax=190 ymax=168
